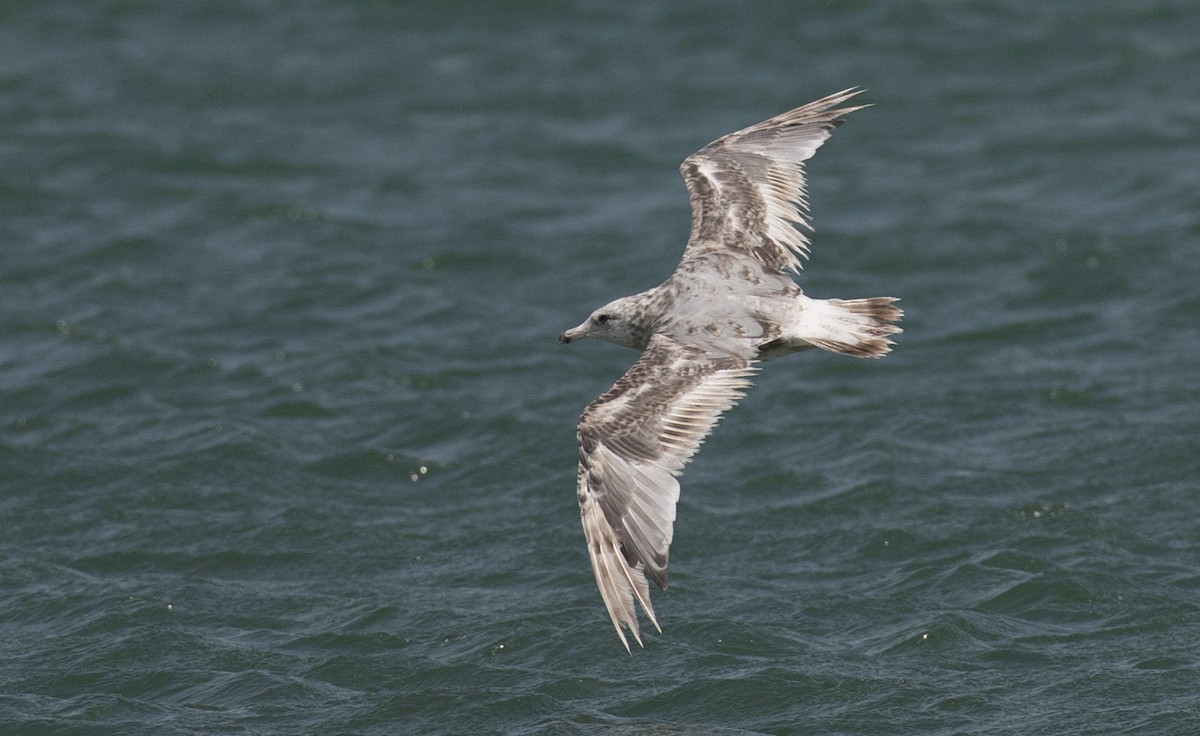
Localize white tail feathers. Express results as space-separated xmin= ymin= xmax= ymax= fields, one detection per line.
xmin=807 ymin=297 xmax=903 ymax=358
xmin=760 ymin=296 xmax=903 ymax=360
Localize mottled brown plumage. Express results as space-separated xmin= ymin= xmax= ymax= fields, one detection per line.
xmin=559 ymin=89 xmax=902 ymax=651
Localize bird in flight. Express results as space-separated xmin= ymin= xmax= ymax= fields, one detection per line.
xmin=559 ymin=89 xmax=901 ymax=651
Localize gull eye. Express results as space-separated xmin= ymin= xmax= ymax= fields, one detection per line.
xmin=596 ymin=314 xmax=612 ymax=325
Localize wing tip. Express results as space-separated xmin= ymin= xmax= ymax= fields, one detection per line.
xmin=581 ymin=488 xmax=665 ymax=652
xmin=785 ymin=86 xmax=872 ymax=126
xmin=602 ymin=566 xmax=659 ymax=652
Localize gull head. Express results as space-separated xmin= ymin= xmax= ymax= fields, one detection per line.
xmin=558 ymin=296 xmax=648 ymax=350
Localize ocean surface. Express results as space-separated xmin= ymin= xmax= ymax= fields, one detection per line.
xmin=2 ymin=1 xmax=1199 ymax=734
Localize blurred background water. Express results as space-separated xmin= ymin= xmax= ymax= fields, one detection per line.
xmin=2 ymin=1 xmax=1199 ymax=734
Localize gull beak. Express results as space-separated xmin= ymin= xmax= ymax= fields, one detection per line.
xmin=558 ymin=321 xmax=589 ymax=344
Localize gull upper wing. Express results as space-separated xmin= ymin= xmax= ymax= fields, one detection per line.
xmin=679 ymin=88 xmax=868 ymax=273
xmin=576 ymin=334 xmax=757 ymax=651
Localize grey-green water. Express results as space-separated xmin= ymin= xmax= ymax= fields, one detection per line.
xmin=3 ymin=2 xmax=1199 ymax=734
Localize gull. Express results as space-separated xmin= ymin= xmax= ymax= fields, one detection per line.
xmin=558 ymin=89 xmax=902 ymax=651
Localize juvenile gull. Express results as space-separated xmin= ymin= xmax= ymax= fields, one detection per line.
xmin=559 ymin=89 xmax=902 ymax=651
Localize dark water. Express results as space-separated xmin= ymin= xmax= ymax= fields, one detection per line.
xmin=3 ymin=1 xmax=1199 ymax=734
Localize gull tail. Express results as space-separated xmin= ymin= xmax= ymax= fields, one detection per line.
xmin=806 ymin=297 xmax=903 ymax=358
xmin=762 ymin=296 xmax=902 ymax=360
